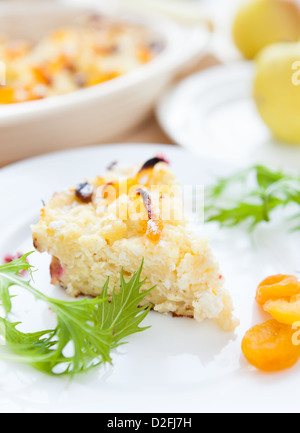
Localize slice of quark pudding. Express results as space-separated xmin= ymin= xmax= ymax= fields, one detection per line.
xmin=31 ymin=157 xmax=238 ymax=331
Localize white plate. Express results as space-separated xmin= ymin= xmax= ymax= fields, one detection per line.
xmin=0 ymin=1 xmax=210 ymax=166
xmin=157 ymin=62 xmax=300 ymax=169
xmin=1 ymin=143 xmax=300 ymax=413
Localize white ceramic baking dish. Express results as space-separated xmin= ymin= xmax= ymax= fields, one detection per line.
xmin=0 ymin=0 xmax=210 ymax=165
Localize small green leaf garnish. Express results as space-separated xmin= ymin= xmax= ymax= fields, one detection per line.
xmin=0 ymin=252 xmax=34 ymax=314
xmin=0 ymin=254 xmax=154 ymax=376
xmin=205 ymin=165 xmax=300 ymax=230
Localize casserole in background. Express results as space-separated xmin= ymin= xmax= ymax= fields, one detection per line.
xmin=0 ymin=1 xmax=210 ymax=165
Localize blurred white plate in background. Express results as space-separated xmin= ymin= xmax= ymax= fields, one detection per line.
xmin=157 ymin=62 xmax=300 ymax=169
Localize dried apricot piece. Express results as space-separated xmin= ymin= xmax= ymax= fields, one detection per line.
xmin=264 ymin=298 xmax=300 ymax=326
xmin=256 ymin=274 xmax=300 ymax=306
xmin=242 ymin=320 xmax=300 ymax=372
xmin=144 ymin=217 xmax=164 ymax=244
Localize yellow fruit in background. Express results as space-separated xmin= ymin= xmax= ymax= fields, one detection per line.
xmin=233 ymin=0 xmax=300 ymax=59
xmin=254 ymin=42 xmax=300 ymax=144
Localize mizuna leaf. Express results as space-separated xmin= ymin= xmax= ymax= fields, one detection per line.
xmin=205 ymin=165 xmax=300 ymax=231
xmin=0 ymin=255 xmax=153 ymax=376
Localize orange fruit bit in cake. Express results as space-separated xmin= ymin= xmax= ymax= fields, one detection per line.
xmin=136 ymin=157 xmax=169 ymax=187
xmin=87 ymin=71 xmax=120 ymax=87
xmin=0 ymin=86 xmax=45 ymax=104
xmin=242 ymin=320 xmax=300 ymax=372
xmin=136 ymin=46 xmax=153 ymax=64
xmin=256 ymin=275 xmax=300 ymax=306
xmin=0 ymin=88 xmax=16 ymax=104
xmin=136 ymin=188 xmax=164 ymax=244
xmin=101 ymin=178 xmax=137 ymax=205
xmin=145 ymin=217 xmax=164 ymax=244
xmin=32 ymin=66 xmax=52 ymax=85
xmin=6 ymin=41 xmax=30 ymax=60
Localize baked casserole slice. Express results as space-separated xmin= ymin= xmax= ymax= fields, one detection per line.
xmin=32 ymin=157 xmax=238 ymax=331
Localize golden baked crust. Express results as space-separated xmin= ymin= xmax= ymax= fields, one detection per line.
xmin=32 ymin=158 xmax=238 ymax=331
